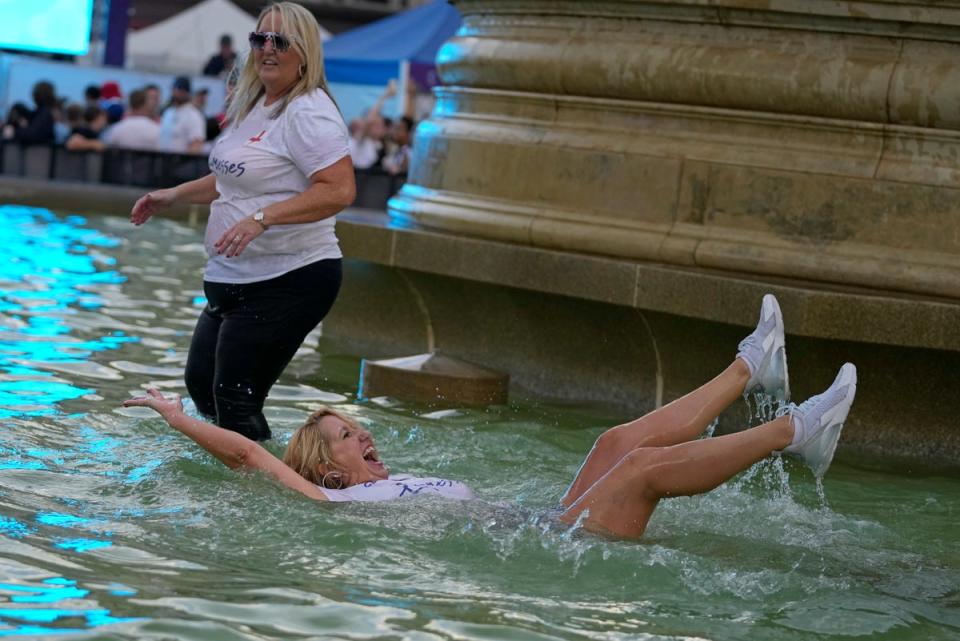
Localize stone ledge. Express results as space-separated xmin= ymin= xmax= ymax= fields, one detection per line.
xmin=0 ymin=176 xmax=204 ymax=222
xmin=337 ymin=210 xmax=960 ymax=353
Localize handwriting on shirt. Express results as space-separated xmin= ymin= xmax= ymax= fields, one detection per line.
xmin=209 ymin=155 xmax=246 ymax=177
xmin=397 ymin=479 xmax=459 ymax=497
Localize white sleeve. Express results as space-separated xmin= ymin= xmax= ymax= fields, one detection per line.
xmin=284 ymin=96 xmax=350 ymax=178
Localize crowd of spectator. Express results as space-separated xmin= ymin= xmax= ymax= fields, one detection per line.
xmin=2 ymin=76 xmax=222 ymax=156
xmin=2 ymin=33 xmax=418 ymax=182
xmin=348 ymin=79 xmax=416 ymax=177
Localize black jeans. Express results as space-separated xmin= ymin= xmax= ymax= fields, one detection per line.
xmin=184 ymin=258 xmax=342 ymax=440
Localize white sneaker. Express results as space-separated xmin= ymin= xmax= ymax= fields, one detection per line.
xmin=782 ymin=363 xmax=857 ymax=477
xmin=737 ymin=294 xmax=790 ymax=401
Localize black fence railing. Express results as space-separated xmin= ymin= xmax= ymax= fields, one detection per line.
xmin=0 ymin=142 xmax=405 ymax=211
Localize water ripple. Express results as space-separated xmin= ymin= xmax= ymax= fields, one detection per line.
xmin=0 ymin=207 xmax=957 ymax=640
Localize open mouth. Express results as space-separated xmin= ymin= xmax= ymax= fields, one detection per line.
xmin=363 ymin=445 xmax=384 ymax=468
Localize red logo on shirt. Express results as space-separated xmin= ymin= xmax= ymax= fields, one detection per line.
xmin=248 ymin=130 xmax=267 ymax=143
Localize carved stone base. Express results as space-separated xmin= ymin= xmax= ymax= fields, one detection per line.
xmin=392 ymin=0 xmax=960 ymax=299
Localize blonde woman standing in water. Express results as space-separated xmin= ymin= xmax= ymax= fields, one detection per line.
xmin=126 ymin=295 xmax=857 ymax=538
xmin=130 ymin=3 xmax=354 ymax=442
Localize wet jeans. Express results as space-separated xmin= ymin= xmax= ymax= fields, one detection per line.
xmin=184 ymin=258 xmax=342 ymax=440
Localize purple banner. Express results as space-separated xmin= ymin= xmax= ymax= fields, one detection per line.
xmin=410 ymin=61 xmax=442 ymax=89
xmin=104 ymin=0 xmax=129 ymax=67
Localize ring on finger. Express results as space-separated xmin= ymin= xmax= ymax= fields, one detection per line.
xmin=233 ymin=235 xmax=242 ymax=243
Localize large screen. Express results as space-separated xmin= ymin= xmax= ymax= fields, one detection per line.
xmin=0 ymin=0 xmax=94 ymax=56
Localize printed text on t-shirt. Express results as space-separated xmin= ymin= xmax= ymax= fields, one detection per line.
xmin=209 ymin=155 xmax=246 ymax=177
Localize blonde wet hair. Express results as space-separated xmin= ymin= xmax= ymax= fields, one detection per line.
xmin=283 ymin=406 xmax=362 ymax=487
xmin=227 ymin=1 xmax=335 ymax=124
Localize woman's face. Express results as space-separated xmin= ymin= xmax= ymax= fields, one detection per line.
xmin=317 ymin=414 xmax=388 ymax=485
xmin=254 ymin=11 xmax=303 ymax=98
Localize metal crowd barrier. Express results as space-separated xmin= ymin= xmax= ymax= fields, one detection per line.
xmin=0 ymin=142 xmax=406 ymax=210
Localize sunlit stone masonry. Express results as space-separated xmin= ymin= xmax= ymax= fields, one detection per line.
xmin=395 ymin=0 xmax=960 ymax=299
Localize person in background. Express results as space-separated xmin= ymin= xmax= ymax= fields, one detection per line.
xmin=192 ymin=87 xmax=209 ymax=114
xmin=65 ymin=105 xmax=107 ymax=152
xmin=158 ymin=76 xmax=206 ymax=154
xmin=349 ymin=80 xmax=395 ymax=170
xmin=103 ymin=89 xmax=161 ymax=150
xmin=53 ymin=97 xmax=71 ymax=144
xmin=4 ymin=103 xmax=31 ymax=131
xmin=60 ymin=103 xmax=84 ymax=143
xmin=3 ymin=81 xmax=58 ymax=144
xmin=203 ymin=34 xmax=237 ymax=77
xmin=215 ymin=63 xmax=243 ymax=129
xmin=382 ymin=116 xmax=413 ymax=176
xmin=143 ymin=84 xmax=162 ymax=122
xmin=382 ymin=81 xmax=417 ymax=176
xmin=100 ymin=81 xmax=125 ymax=125
xmin=129 ymin=2 xmax=355 ymax=442
xmin=83 ymin=84 xmax=101 ymax=110
xmin=191 ymin=87 xmax=222 ymax=150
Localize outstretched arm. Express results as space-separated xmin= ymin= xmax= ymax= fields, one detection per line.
xmin=130 ymin=174 xmax=219 ymax=226
xmin=364 ymin=79 xmax=397 ymax=121
xmin=123 ymin=389 xmax=328 ymax=501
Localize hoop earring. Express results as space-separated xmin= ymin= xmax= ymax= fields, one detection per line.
xmin=321 ymin=471 xmax=344 ymax=490
xmin=298 ymin=64 xmax=305 ymax=78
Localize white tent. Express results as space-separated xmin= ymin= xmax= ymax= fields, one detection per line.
xmin=127 ymin=0 xmax=332 ymax=75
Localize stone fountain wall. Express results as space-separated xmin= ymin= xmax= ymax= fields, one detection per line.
xmin=361 ymin=0 xmax=960 ymax=466
xmin=391 ymin=0 xmax=960 ymax=299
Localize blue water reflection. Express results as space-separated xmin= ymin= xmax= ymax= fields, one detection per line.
xmin=0 ymin=206 xmax=143 ymax=636
xmin=0 ymin=205 xmax=135 ymax=420
xmin=0 ymin=578 xmax=141 ymax=636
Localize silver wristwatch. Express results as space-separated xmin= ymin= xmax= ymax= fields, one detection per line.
xmin=253 ymin=209 xmax=269 ymax=230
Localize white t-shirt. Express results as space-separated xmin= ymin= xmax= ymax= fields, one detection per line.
xmin=319 ymin=474 xmax=476 ymax=502
xmin=203 ymin=90 xmax=350 ymax=283
xmin=104 ymin=115 xmax=161 ymax=150
xmin=349 ymin=136 xmax=380 ymax=169
xmin=158 ymin=103 xmax=206 ymax=153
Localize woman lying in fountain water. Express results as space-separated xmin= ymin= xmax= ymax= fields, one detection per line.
xmin=124 ymin=294 xmax=857 ymax=538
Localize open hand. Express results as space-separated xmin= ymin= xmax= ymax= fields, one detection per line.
xmin=214 ymin=216 xmax=264 ymax=258
xmin=131 ymin=188 xmax=177 ymax=226
xmin=123 ymin=388 xmax=183 ymax=420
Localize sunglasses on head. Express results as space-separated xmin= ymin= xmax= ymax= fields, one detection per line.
xmin=248 ymin=31 xmax=293 ymax=52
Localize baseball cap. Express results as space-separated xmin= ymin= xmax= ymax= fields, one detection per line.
xmin=173 ymin=76 xmax=191 ymax=93
xmin=100 ymin=81 xmax=122 ymax=100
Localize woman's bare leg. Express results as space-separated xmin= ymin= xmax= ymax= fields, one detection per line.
xmin=561 ymin=359 xmax=749 ymax=507
xmin=560 ymin=415 xmax=794 ymax=538
xmin=562 ymin=294 xmax=788 ymax=508
xmin=561 ymin=362 xmax=857 ymax=539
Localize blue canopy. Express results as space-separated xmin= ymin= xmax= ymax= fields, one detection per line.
xmin=323 ymin=0 xmax=461 ymax=86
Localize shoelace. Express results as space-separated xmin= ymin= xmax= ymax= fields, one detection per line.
xmin=775 ymin=402 xmax=796 ymax=419
xmin=737 ymin=333 xmax=762 ymax=374
xmin=737 ymin=334 xmax=757 ymax=352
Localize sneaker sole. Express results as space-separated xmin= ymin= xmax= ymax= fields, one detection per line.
xmin=799 ymin=363 xmax=857 ymax=477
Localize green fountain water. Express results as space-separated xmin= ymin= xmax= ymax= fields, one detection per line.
xmin=0 ymin=206 xmax=956 ymax=640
